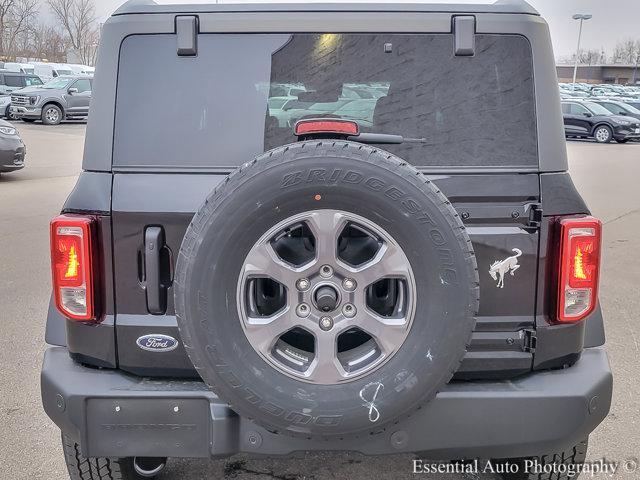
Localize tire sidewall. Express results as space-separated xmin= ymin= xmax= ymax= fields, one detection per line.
xmin=175 ymin=143 xmax=478 ymax=437
xmin=594 ymin=125 xmax=612 ymax=143
xmin=42 ymin=104 xmax=62 ymax=125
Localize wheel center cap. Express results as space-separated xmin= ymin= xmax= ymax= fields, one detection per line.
xmin=314 ymin=285 xmax=339 ymax=312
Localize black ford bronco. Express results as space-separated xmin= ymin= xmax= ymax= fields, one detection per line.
xmin=41 ymin=1 xmax=613 ymax=479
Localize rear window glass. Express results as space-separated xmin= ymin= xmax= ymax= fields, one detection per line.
xmin=25 ymin=76 xmax=42 ymax=86
xmin=114 ymin=34 xmax=537 ymax=170
xmin=4 ymin=75 xmax=22 ymax=87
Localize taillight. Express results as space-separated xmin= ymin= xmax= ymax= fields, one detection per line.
xmin=50 ymin=214 xmax=97 ymax=321
xmin=295 ymin=119 xmax=359 ymax=136
xmin=557 ymin=216 xmax=602 ymax=323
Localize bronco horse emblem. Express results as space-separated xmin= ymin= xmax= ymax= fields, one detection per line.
xmin=489 ymin=248 xmax=522 ymax=288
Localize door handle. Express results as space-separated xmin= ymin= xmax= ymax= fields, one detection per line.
xmin=144 ymin=226 xmax=167 ymax=314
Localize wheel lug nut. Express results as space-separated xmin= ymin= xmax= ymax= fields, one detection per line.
xmin=296 ymin=278 xmax=310 ymax=291
xmin=342 ymin=278 xmax=357 ymax=291
xmin=319 ymin=316 xmax=334 ymax=331
xmin=296 ymin=303 xmax=310 ymax=318
xmin=320 ymin=265 xmax=334 ymax=278
xmin=342 ymin=303 xmax=356 ymax=318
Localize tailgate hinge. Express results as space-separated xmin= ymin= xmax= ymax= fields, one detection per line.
xmin=452 ymin=16 xmax=476 ymax=56
xmin=176 ymin=15 xmax=199 ymax=56
xmin=523 ymin=329 xmax=537 ymax=353
xmin=526 ymin=203 xmax=543 ymax=229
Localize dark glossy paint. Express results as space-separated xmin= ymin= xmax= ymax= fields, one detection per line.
xmin=540 ymin=172 xmax=589 ymax=216
xmin=62 ymin=171 xmax=112 ymax=214
xmin=45 ymin=8 xmax=596 ymax=380
xmin=49 ymin=169 xmax=599 ymax=378
xmin=108 ymin=172 xmax=540 ymax=379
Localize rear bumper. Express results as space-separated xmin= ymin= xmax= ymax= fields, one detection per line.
xmin=41 ymin=346 xmax=612 ymax=460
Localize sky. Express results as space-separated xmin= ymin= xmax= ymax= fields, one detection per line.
xmin=89 ymin=0 xmax=640 ymax=60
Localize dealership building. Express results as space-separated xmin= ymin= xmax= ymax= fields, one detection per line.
xmin=557 ymin=64 xmax=640 ymax=85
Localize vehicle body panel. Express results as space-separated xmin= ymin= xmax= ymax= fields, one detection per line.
xmin=104 ymin=172 xmax=541 ymax=379
xmin=41 ymin=1 xmax=611 ymax=463
xmin=42 ymin=345 xmax=612 ymax=459
xmin=85 ymin=8 xmax=566 ymax=173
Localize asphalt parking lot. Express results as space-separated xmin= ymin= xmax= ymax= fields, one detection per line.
xmin=1 ymin=123 xmax=639 ymax=480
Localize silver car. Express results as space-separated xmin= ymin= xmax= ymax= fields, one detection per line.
xmin=10 ymin=75 xmax=92 ymax=125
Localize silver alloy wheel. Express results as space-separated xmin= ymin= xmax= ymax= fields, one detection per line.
xmin=237 ymin=209 xmax=416 ymax=384
xmin=45 ymin=107 xmax=60 ymax=124
xmin=595 ymin=126 xmax=610 ymax=143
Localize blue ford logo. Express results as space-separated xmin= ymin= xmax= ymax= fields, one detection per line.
xmin=136 ymin=334 xmax=179 ymax=352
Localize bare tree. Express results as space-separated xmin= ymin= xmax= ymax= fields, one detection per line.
xmin=612 ymin=39 xmax=640 ymax=64
xmin=30 ymin=23 xmax=68 ymax=62
xmin=576 ymin=49 xmax=607 ymax=66
xmin=0 ymin=0 xmax=39 ymax=59
xmin=47 ymin=0 xmax=98 ymax=64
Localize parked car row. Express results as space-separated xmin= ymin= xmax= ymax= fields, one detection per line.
xmin=266 ymin=82 xmax=390 ymax=128
xmin=560 ymin=82 xmax=640 ymax=101
xmin=0 ymin=61 xmax=94 ymax=80
xmin=0 ymin=65 xmax=93 ymax=125
xmin=560 ymin=83 xmax=640 ymax=143
xmin=562 ymin=100 xmax=640 ymax=143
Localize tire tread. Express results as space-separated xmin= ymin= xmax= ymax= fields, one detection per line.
xmin=61 ymin=434 xmax=141 ymax=480
xmin=498 ymin=439 xmax=589 ymax=480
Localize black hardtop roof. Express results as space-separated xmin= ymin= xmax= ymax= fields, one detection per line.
xmin=114 ymin=0 xmax=538 ymax=16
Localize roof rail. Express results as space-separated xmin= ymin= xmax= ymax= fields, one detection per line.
xmin=114 ymin=0 xmax=157 ymax=16
xmin=112 ymin=1 xmax=539 ymax=17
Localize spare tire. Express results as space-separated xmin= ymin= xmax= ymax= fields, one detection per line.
xmin=174 ymin=141 xmax=479 ymax=438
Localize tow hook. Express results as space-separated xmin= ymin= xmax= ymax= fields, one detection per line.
xmin=133 ymin=457 xmax=167 ymax=477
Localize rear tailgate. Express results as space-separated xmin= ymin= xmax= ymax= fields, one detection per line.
xmin=111 ymin=172 xmax=539 ymax=378
xmin=103 ymin=15 xmax=548 ymax=378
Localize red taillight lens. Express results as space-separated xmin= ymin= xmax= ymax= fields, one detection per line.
xmin=50 ymin=214 xmax=96 ymax=321
xmin=557 ymin=216 xmax=602 ymax=323
xmin=294 ymin=119 xmax=359 ymax=136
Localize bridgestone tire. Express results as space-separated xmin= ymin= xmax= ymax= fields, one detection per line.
xmin=495 ymin=438 xmax=589 ymax=480
xmin=61 ymin=434 xmax=149 ymax=480
xmin=175 ymin=141 xmax=479 ymax=438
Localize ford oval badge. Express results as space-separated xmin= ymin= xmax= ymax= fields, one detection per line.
xmin=136 ymin=334 xmax=179 ymax=352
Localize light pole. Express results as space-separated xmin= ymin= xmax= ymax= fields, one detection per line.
xmin=572 ymin=14 xmax=592 ymax=87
